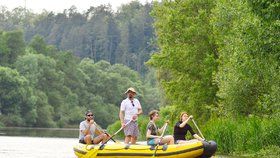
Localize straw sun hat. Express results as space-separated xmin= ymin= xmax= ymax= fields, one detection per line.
xmin=124 ymin=87 xmax=137 ymax=94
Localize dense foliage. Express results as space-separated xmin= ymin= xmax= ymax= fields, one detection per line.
xmin=204 ymin=116 xmax=280 ymax=156
xmin=146 ymin=0 xmax=279 ymax=155
xmin=148 ymin=0 xmax=218 ymax=120
xmin=0 ymin=30 xmax=161 ymax=128
xmin=150 ymin=0 xmax=279 ymax=119
xmin=0 ymin=1 xmax=156 ymax=74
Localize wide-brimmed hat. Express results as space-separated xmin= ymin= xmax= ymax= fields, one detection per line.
xmin=124 ymin=87 xmax=137 ymax=94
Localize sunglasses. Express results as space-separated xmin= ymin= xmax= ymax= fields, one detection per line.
xmin=131 ymin=100 xmax=135 ymax=107
xmin=87 ymin=114 xmax=93 ymax=117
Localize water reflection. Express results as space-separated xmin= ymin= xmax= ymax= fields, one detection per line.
xmin=0 ymin=127 xmax=78 ymax=138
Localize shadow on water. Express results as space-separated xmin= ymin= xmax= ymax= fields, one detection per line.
xmin=0 ymin=127 xmax=78 ymax=138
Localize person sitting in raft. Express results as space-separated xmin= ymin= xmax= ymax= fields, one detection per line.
xmin=173 ymin=112 xmax=205 ymax=144
xmin=146 ymin=110 xmax=174 ymax=145
xmin=79 ymin=110 xmax=110 ymax=144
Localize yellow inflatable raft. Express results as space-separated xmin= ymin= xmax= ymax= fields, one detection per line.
xmin=73 ymin=140 xmax=217 ymax=158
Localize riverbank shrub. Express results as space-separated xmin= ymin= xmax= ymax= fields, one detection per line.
xmin=203 ymin=116 xmax=280 ymax=155
xmin=253 ymin=145 xmax=280 ymax=158
xmin=107 ymin=114 xmax=279 ymax=157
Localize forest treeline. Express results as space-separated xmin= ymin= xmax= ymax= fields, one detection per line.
xmin=0 ymin=1 xmax=162 ymax=127
xmin=0 ymin=1 xmax=155 ymax=74
xmin=0 ymin=30 xmax=161 ymax=128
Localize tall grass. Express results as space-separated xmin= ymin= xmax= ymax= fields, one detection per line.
xmin=203 ymin=116 xmax=280 ymax=155
xmin=107 ymin=115 xmax=279 ymax=157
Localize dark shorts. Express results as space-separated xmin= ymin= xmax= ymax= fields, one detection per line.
xmin=123 ymin=120 xmax=139 ymax=137
xmin=147 ymin=138 xmax=164 ymax=146
xmin=147 ymin=139 xmax=156 ymax=145
xmin=79 ymin=139 xmax=88 ymax=144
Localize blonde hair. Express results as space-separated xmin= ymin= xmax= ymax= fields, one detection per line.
xmin=149 ymin=110 xmax=159 ymax=120
xmin=179 ymin=112 xmax=188 ymax=121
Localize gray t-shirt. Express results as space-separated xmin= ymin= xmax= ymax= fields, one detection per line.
xmin=79 ymin=120 xmax=96 ymax=140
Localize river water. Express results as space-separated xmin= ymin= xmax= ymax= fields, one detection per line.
xmin=0 ymin=127 xmax=241 ymax=158
xmin=0 ymin=136 xmax=77 ymax=158
xmin=0 ymin=127 xmax=78 ymax=158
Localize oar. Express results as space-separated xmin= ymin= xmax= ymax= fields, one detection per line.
xmin=100 ymin=119 xmax=132 ymax=147
xmin=83 ymin=120 xmax=132 ymax=158
xmin=152 ymin=122 xmax=168 ymax=157
xmin=92 ymin=121 xmax=116 ymax=143
xmin=191 ymin=118 xmax=205 ymax=140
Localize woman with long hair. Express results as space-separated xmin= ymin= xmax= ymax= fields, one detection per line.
xmin=173 ymin=112 xmax=204 ymax=144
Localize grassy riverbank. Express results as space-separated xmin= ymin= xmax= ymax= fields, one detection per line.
xmin=107 ymin=115 xmax=279 ymax=157
xmin=203 ymin=116 xmax=280 ymax=157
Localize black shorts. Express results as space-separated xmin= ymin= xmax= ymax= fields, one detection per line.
xmin=79 ymin=139 xmax=86 ymax=144
xmin=79 ymin=139 xmax=94 ymax=144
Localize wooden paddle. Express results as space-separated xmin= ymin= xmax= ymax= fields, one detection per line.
xmin=191 ymin=118 xmax=205 ymax=140
xmin=92 ymin=121 xmax=117 ymax=143
xmin=152 ymin=122 xmax=168 ymax=157
xmin=83 ymin=120 xmax=133 ymax=158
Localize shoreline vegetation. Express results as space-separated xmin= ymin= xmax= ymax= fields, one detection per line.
xmin=203 ymin=116 xmax=280 ymax=157
xmin=107 ymin=116 xmax=280 ymax=158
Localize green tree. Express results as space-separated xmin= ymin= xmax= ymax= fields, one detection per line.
xmin=211 ymin=0 xmax=280 ymax=116
xmin=0 ymin=30 xmax=25 ymax=66
xmin=116 ymin=1 xmax=155 ymax=73
xmin=34 ymin=90 xmax=56 ymax=127
xmin=29 ymin=35 xmax=48 ymax=55
xmin=149 ymin=0 xmax=218 ymax=119
xmin=0 ymin=66 xmax=36 ymax=126
xmin=0 ymin=31 xmax=9 ymax=66
xmin=15 ymin=52 xmax=69 ymax=127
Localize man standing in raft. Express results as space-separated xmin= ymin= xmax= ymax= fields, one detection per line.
xmin=119 ymin=87 xmax=143 ymax=144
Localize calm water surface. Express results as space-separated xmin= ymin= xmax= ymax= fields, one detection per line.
xmin=0 ymin=127 xmax=78 ymax=158
xmin=0 ymin=136 xmax=77 ymax=158
xmin=0 ymin=127 xmax=242 ymax=158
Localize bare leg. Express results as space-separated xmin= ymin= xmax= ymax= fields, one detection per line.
xmin=189 ymin=139 xmax=200 ymax=142
xmin=161 ymin=135 xmax=174 ymax=145
xmin=84 ymin=135 xmax=93 ymax=144
xmin=124 ymin=136 xmax=131 ymax=144
xmin=177 ymin=140 xmax=188 ymax=144
xmin=177 ymin=139 xmax=199 ymax=144
xmin=131 ymin=136 xmax=137 ymax=144
xmin=93 ymin=134 xmax=108 ymax=144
